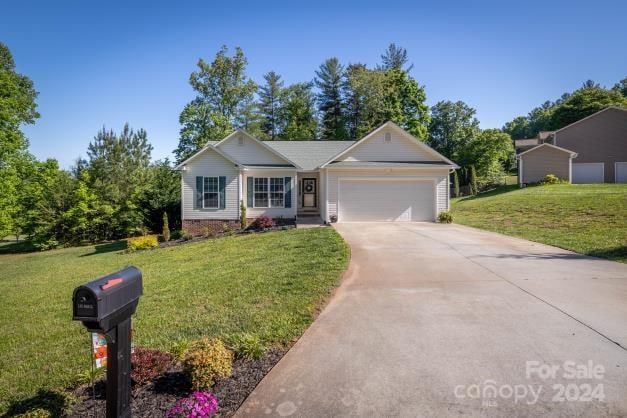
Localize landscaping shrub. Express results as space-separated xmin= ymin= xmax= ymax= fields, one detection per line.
xmin=166 ymin=391 xmax=219 ymax=418
xmin=14 ymin=408 xmax=51 ymax=418
xmin=539 ymin=174 xmax=568 ymax=185
xmin=253 ymin=215 xmax=275 ymax=230
xmin=162 ymin=212 xmax=171 ymax=242
xmin=183 ymin=338 xmax=233 ymax=390
xmin=127 ymin=234 xmax=158 ymax=251
xmin=170 ymin=339 xmax=191 ymax=361
xmin=131 ymin=347 xmax=173 ymax=386
xmin=180 ymin=229 xmax=193 ymax=241
xmin=437 ymin=211 xmax=453 ymax=224
xmin=452 ymin=171 xmax=460 ymax=198
xmin=75 ymin=367 xmax=105 ymax=386
xmin=8 ymin=389 xmax=75 ymax=417
xmin=329 ymin=214 xmax=338 ymax=223
xmin=240 ymin=200 xmax=247 ymax=229
xmin=228 ymin=333 xmax=266 ymax=359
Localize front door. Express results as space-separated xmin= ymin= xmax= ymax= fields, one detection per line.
xmin=302 ymin=178 xmax=317 ymax=208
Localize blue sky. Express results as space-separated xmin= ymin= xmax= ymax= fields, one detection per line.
xmin=3 ymin=0 xmax=626 ymax=168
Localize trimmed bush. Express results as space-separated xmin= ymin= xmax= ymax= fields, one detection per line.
xmin=228 ymin=333 xmax=266 ymax=360
xmin=14 ymin=408 xmax=52 ymax=418
xmin=539 ymin=174 xmax=568 ymax=185
xmin=437 ymin=211 xmax=453 ymax=224
xmin=131 ymin=347 xmax=173 ymax=386
xmin=127 ymin=235 xmax=158 ymax=251
xmin=253 ymin=215 xmax=275 ymax=230
xmin=183 ymin=338 xmax=233 ymax=390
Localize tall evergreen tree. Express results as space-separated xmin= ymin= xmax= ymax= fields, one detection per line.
xmin=379 ymin=43 xmax=413 ymax=72
xmin=175 ymin=46 xmax=257 ymax=161
xmin=278 ymin=83 xmax=317 ymax=140
xmin=315 ymin=58 xmax=348 ymax=139
xmin=258 ymin=71 xmax=284 ymax=139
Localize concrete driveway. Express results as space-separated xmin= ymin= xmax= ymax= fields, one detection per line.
xmin=237 ymin=223 xmax=627 ymax=417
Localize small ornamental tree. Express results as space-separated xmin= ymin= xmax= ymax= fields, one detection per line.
xmin=162 ymin=212 xmax=170 ymax=241
xmin=469 ymin=165 xmax=478 ymax=196
xmin=452 ymin=171 xmax=460 ymax=198
xmin=239 ymin=200 xmax=246 ymax=229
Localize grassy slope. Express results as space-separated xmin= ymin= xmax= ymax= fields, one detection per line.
xmin=451 ymin=184 xmax=627 ymax=263
xmin=0 ymin=228 xmax=349 ymax=410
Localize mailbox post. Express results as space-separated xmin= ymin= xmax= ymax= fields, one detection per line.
xmin=73 ymin=266 xmax=143 ymax=418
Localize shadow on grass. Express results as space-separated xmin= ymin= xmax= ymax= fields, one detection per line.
xmin=587 ymin=246 xmax=627 ymax=263
xmin=0 ymin=240 xmax=36 ymax=254
xmin=80 ymin=241 xmax=127 ymax=257
xmin=456 ymin=185 xmax=519 ymax=203
xmin=4 ymin=389 xmax=74 ymax=417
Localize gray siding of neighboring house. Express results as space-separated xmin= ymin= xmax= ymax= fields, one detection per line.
xmin=520 ymin=146 xmax=571 ymax=184
xmin=554 ymin=108 xmax=627 ymax=183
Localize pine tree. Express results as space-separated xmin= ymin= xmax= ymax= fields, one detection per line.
xmin=315 ymin=58 xmax=348 ymax=139
xmin=453 ymin=171 xmax=460 ymax=198
xmin=379 ymin=43 xmax=413 ymax=72
xmin=258 ymin=71 xmax=284 ymax=140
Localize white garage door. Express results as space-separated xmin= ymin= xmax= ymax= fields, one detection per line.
xmin=572 ymin=163 xmax=604 ymax=184
xmin=616 ymin=162 xmax=627 ymax=183
xmin=338 ymin=179 xmax=435 ymax=222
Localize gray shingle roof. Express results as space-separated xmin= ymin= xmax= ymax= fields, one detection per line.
xmin=263 ymin=141 xmax=355 ymax=171
xmin=328 ymin=161 xmax=455 ymax=168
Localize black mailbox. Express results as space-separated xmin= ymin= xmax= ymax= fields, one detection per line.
xmin=73 ymin=266 xmax=142 ymax=418
xmin=73 ymin=266 xmax=142 ymax=332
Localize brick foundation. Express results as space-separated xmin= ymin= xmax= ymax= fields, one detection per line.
xmin=182 ymin=219 xmax=240 ymax=236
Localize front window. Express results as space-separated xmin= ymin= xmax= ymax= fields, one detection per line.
xmin=253 ymin=177 xmax=285 ymax=208
xmin=203 ymin=177 xmax=219 ymax=208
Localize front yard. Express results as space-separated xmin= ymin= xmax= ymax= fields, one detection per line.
xmin=451 ymin=184 xmax=627 ymax=263
xmin=0 ymin=228 xmax=349 ymax=413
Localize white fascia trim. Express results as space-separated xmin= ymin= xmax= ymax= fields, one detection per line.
xmin=318 ymin=121 xmax=460 ymax=169
xmin=215 ymin=129 xmax=303 ymax=170
xmin=174 ymin=144 xmax=239 ymax=170
xmin=517 ymin=142 xmax=578 ymax=157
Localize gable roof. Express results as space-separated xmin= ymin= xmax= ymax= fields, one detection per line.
xmin=517 ymin=142 xmax=578 ymax=158
xmin=554 ymin=106 xmax=627 ymax=134
xmin=173 ymin=142 xmax=239 ymax=170
xmin=264 ymin=141 xmax=355 ymax=171
xmin=319 ymin=121 xmax=459 ymax=169
xmin=215 ymin=130 xmax=302 ymax=169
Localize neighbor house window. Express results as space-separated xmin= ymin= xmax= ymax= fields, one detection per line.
xmin=203 ymin=176 xmax=219 ymax=208
xmin=253 ymin=177 xmax=285 ymax=208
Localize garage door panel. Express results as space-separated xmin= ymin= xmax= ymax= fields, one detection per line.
xmin=616 ymin=163 xmax=627 ymax=183
xmin=572 ymin=163 xmax=604 ymax=184
xmin=338 ymin=179 xmax=434 ymax=222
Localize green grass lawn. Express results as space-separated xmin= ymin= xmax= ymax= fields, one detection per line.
xmin=451 ymin=184 xmax=627 ymax=263
xmin=0 ymin=228 xmax=349 ymax=412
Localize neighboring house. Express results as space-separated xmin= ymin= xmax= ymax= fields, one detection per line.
xmin=175 ymin=121 xmax=459 ymax=233
xmin=517 ymin=143 xmax=577 ymax=185
xmin=517 ymin=107 xmax=627 ymax=185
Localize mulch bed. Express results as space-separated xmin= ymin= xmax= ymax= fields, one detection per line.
xmin=159 ymin=225 xmax=296 ymax=249
xmin=68 ymin=348 xmax=287 ymax=417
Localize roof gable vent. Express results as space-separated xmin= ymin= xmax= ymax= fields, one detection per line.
xmin=384 ymin=132 xmax=392 ymax=143
xmin=237 ymin=136 xmax=244 ymax=146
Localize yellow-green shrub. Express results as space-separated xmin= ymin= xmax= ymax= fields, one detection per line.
xmin=182 ymin=338 xmax=233 ymax=389
xmin=127 ymin=235 xmax=158 ymax=251
xmin=15 ymin=409 xmax=52 ymax=418
xmin=437 ymin=211 xmax=453 ymax=223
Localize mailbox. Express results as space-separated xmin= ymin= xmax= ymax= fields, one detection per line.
xmin=73 ymin=266 xmax=142 ymax=332
xmin=73 ymin=266 xmax=142 ymax=418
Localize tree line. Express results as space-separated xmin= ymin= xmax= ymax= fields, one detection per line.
xmin=0 ymin=43 xmax=179 ymax=249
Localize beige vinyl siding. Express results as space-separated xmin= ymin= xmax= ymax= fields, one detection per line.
xmin=243 ymin=169 xmax=297 ymax=219
xmin=554 ymin=107 xmax=627 ymax=183
xmin=340 ymin=129 xmax=439 ymax=162
xmin=326 ymin=168 xmax=450 ymax=222
xmin=218 ymin=135 xmax=289 ymax=165
xmin=520 ymin=146 xmax=571 ymax=184
xmin=182 ymin=149 xmax=239 ymax=220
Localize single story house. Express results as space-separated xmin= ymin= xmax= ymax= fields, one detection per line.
xmin=175 ymin=121 xmax=459 ymax=233
xmin=517 ymin=107 xmax=627 ymax=185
